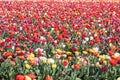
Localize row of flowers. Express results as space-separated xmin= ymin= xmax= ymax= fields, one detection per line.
xmin=0 ymin=1 xmax=120 ymax=80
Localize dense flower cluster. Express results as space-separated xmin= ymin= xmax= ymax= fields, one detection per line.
xmin=0 ymin=1 xmax=120 ymax=80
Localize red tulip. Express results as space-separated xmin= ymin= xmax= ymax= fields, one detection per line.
xmin=94 ymin=36 xmax=100 ymax=43
xmin=45 ymin=76 xmax=53 ymax=80
xmin=62 ymin=59 xmax=69 ymax=68
xmin=15 ymin=74 xmax=25 ymax=80
xmin=108 ymin=51 xmax=114 ymax=56
xmin=110 ymin=59 xmax=117 ymax=66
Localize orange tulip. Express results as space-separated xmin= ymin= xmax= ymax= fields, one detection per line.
xmin=108 ymin=51 xmax=114 ymax=56
xmin=68 ymin=56 xmax=72 ymax=61
xmin=110 ymin=45 xmax=116 ymax=51
xmin=30 ymin=60 xmax=37 ymax=66
xmin=93 ymin=52 xmax=99 ymax=57
xmin=2 ymin=52 xmax=13 ymax=59
xmin=17 ymin=56 xmax=25 ymax=60
xmin=16 ymin=47 xmax=21 ymax=52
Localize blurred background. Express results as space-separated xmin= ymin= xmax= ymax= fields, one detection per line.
xmin=0 ymin=0 xmax=119 ymax=2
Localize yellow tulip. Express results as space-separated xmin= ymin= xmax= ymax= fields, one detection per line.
xmin=30 ymin=53 xmax=35 ymax=58
xmin=52 ymin=64 xmax=57 ymax=69
xmin=99 ymin=55 xmax=106 ymax=60
xmin=25 ymin=64 xmax=31 ymax=69
xmin=66 ymin=51 xmax=72 ymax=55
xmin=42 ymin=59 xmax=47 ymax=63
xmin=8 ymin=56 xmax=12 ymax=59
xmin=83 ymin=51 xmax=88 ymax=54
xmin=27 ymin=52 xmax=30 ymax=54
xmin=117 ymin=77 xmax=120 ymax=80
xmin=77 ymin=60 xmax=81 ymax=64
xmin=75 ymin=51 xmax=79 ymax=56
xmin=96 ymin=62 xmax=102 ymax=68
xmin=56 ymin=49 xmax=62 ymax=54
xmin=67 ymin=43 xmax=71 ymax=48
xmin=52 ymin=50 xmax=56 ymax=54
xmin=89 ymin=49 xmax=95 ymax=53
xmin=27 ymin=57 xmax=34 ymax=61
xmin=103 ymin=60 xmax=107 ymax=65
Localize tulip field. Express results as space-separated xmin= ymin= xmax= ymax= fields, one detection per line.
xmin=0 ymin=1 xmax=120 ymax=80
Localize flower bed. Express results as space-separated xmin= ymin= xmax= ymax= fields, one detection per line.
xmin=0 ymin=1 xmax=120 ymax=80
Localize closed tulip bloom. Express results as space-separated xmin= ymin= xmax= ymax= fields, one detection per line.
xmin=25 ymin=76 xmax=32 ymax=80
xmin=102 ymin=66 xmax=108 ymax=72
xmin=45 ymin=76 xmax=53 ymax=80
xmin=15 ymin=74 xmax=25 ymax=80
xmin=52 ymin=64 xmax=57 ymax=69
xmin=110 ymin=59 xmax=117 ymax=66
xmin=25 ymin=64 xmax=31 ymax=69
xmin=73 ymin=64 xmax=80 ymax=70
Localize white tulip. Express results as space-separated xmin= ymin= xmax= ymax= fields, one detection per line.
xmin=35 ymin=48 xmax=43 ymax=53
xmin=93 ymin=47 xmax=99 ymax=52
xmin=47 ymin=58 xmax=55 ymax=64
xmin=85 ymin=37 xmax=89 ymax=41
xmin=114 ymin=52 xmax=120 ymax=56
xmin=90 ymin=36 xmax=93 ymax=40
